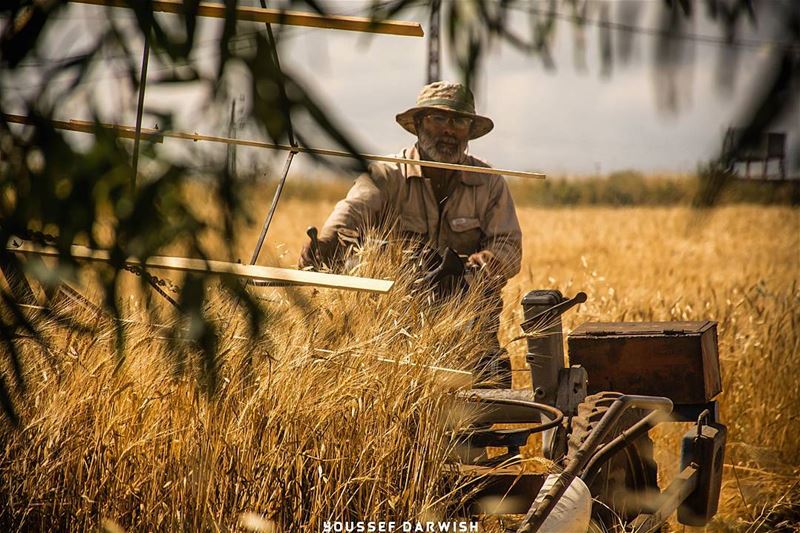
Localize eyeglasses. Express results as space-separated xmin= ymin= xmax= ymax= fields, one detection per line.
xmin=424 ymin=112 xmax=472 ymax=130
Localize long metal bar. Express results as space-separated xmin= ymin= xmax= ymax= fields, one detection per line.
xmin=247 ymin=0 xmax=297 ymax=265
xmin=226 ymin=99 xmax=237 ymax=177
xmin=5 ymin=114 xmax=546 ymax=180
xmin=517 ymin=395 xmax=673 ymax=533
xmin=129 ymin=30 xmax=181 ymax=309
xmin=249 ymin=150 xmax=296 ymax=265
xmin=2 ymin=114 xmax=163 ymax=142
xmin=580 ymin=409 xmax=667 ymax=484
xmin=139 ymin=128 xmax=546 ymax=179
xmin=456 ymin=390 xmax=565 ymax=427
xmin=261 ymin=0 xmax=295 ymax=147
xmin=147 ymin=130 xmax=546 ymax=179
xmin=9 ymin=241 xmax=394 ymax=293
xmin=464 ymin=397 xmax=564 ymax=432
xmin=130 ymin=26 xmax=150 ymax=185
xmin=70 ymin=0 xmax=424 ymax=37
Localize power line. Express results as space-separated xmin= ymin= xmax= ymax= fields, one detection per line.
xmin=502 ymin=1 xmax=800 ymax=52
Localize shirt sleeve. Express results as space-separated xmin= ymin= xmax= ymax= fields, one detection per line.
xmin=481 ymin=175 xmax=522 ymax=280
xmin=317 ymin=163 xmax=390 ymax=242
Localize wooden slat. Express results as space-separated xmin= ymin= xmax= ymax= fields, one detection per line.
xmin=2 ymin=113 xmax=546 ymax=180
xmin=3 ymin=114 xmax=163 ymax=143
xmin=8 ymin=241 xmax=394 ymax=294
xmin=70 ymin=0 xmax=424 ymax=37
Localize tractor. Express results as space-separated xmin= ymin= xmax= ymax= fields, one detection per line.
xmin=450 ymin=290 xmax=727 ymax=533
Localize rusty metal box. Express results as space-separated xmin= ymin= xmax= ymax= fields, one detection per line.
xmin=567 ymin=321 xmax=721 ymax=404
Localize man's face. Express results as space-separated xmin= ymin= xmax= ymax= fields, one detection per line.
xmin=416 ymin=111 xmax=472 ymax=164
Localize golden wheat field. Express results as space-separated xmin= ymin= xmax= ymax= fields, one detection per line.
xmin=1 ymin=184 xmax=798 ymax=532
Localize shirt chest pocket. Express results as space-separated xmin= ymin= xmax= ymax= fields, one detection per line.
xmin=446 ymin=216 xmax=483 ymax=254
xmin=399 ymin=213 xmax=428 ymax=237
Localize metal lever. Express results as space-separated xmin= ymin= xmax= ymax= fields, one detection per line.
xmin=306 ymin=226 xmax=320 ymax=267
xmin=520 ymin=291 xmax=587 ymax=332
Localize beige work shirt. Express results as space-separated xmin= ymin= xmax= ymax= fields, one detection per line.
xmin=318 ymin=145 xmax=522 ymax=280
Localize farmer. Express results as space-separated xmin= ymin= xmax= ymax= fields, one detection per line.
xmin=299 ymin=81 xmax=522 ymax=387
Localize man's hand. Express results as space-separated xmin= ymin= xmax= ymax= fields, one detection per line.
xmin=298 ymin=237 xmax=337 ymax=269
xmin=466 ymin=250 xmax=496 ymax=271
xmin=298 ymin=241 xmax=316 ymax=269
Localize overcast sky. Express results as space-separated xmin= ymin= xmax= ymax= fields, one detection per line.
xmin=4 ymin=1 xmax=798 ymax=177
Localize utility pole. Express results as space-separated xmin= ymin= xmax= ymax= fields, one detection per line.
xmin=226 ymin=98 xmax=238 ymax=177
xmin=427 ymin=0 xmax=441 ymax=83
xmin=131 ymin=24 xmax=151 ymax=187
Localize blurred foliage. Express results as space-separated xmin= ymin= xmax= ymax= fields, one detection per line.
xmin=0 ymin=0 xmax=798 ymax=426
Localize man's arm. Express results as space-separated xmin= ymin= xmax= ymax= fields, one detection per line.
xmin=475 ymin=175 xmax=522 ymax=280
xmin=299 ymin=164 xmax=389 ymax=267
xmin=318 ymin=171 xmax=385 ymax=241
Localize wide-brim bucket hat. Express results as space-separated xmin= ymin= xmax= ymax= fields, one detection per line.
xmin=395 ymin=81 xmax=494 ymax=140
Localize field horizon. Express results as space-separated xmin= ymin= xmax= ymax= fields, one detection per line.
xmin=208 ymin=168 xmax=800 ymax=208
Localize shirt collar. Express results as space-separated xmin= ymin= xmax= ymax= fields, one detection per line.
xmin=403 ymin=144 xmax=485 ymax=186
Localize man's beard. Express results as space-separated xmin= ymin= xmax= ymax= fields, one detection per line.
xmin=417 ymin=130 xmax=467 ymax=164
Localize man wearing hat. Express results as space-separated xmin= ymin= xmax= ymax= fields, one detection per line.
xmin=299 ymin=81 xmax=522 ymax=387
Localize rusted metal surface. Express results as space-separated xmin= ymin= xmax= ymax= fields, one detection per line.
xmin=455 ymin=389 xmax=564 ymax=427
xmin=70 ymin=0 xmax=424 ymax=37
xmin=568 ymin=321 xmax=722 ymax=404
xmin=517 ymin=395 xmax=673 ymax=533
xmin=520 ymin=290 xmax=566 ymax=405
xmin=521 ymin=291 xmax=586 ymax=333
xmin=555 ymin=365 xmax=587 ymax=417
xmin=580 ymin=409 xmax=668 ymax=483
xmin=677 ymin=414 xmax=727 ymax=526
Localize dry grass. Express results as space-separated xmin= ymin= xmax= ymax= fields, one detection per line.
xmin=0 ymin=238 xmax=494 ymax=531
xmin=1 ymin=184 xmax=798 ymax=532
